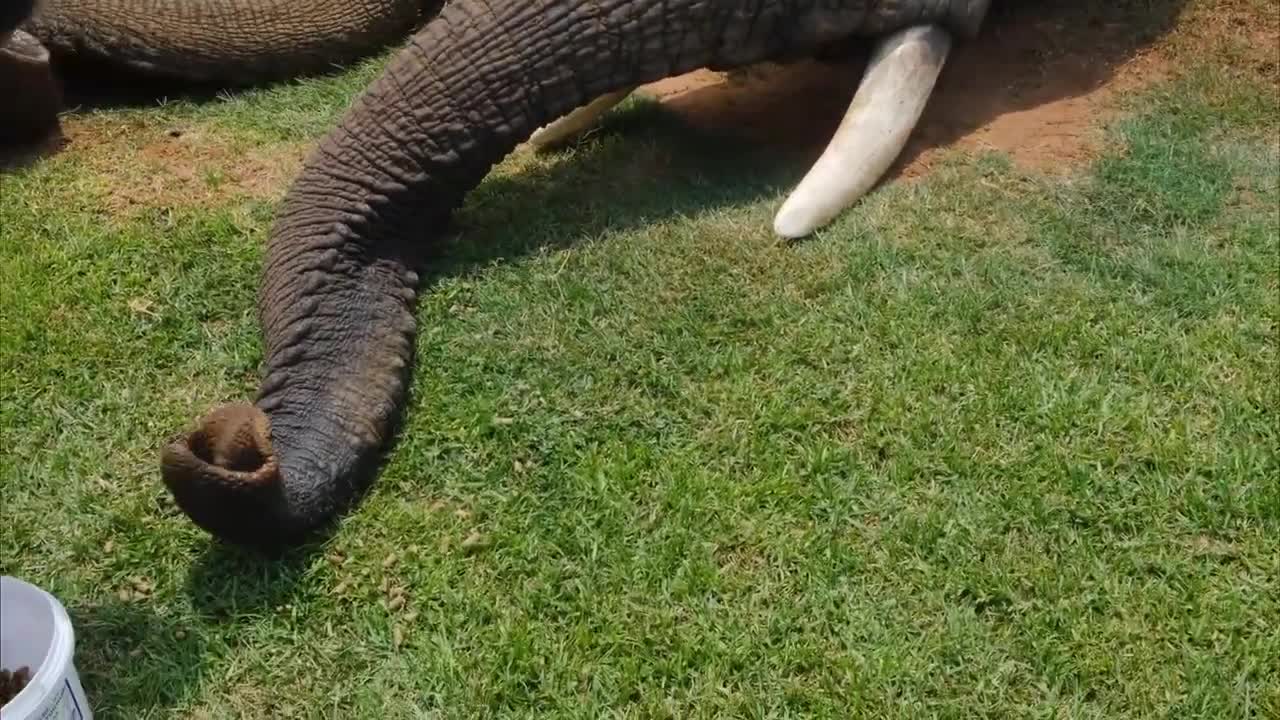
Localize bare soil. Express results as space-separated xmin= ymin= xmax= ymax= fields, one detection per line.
xmin=55 ymin=117 xmax=307 ymax=213
xmin=638 ymin=1 xmax=1276 ymax=180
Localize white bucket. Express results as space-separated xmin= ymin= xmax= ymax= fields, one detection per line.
xmin=0 ymin=576 xmax=92 ymax=719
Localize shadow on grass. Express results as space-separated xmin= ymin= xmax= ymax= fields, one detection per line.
xmin=433 ymin=102 xmax=798 ymax=271
xmin=70 ymin=600 xmax=207 ymax=717
xmin=47 ymin=38 xmax=395 ymax=112
xmin=182 ymin=540 xmax=319 ymax=617
xmin=65 ymin=536 xmax=326 ymax=714
xmin=895 ymin=0 xmax=1192 ymax=176
xmin=67 ymin=540 xmax=328 ymax=714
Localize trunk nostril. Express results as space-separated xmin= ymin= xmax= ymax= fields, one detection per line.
xmin=187 ymin=428 xmax=216 ymax=465
xmin=187 ymin=403 xmax=274 ymax=473
xmin=204 ymin=431 xmax=266 ymax=473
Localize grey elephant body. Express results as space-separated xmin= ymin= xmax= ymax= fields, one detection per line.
xmin=162 ymin=0 xmax=993 ymax=547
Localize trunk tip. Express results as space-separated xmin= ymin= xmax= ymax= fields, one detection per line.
xmin=161 ymin=403 xmax=288 ymax=547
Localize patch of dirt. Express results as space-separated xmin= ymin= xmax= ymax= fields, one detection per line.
xmin=1183 ymin=535 xmax=1242 ymax=559
xmin=632 ymin=2 xmax=1258 ymax=181
xmin=56 ymin=117 xmax=307 ymax=213
xmin=1167 ymin=0 xmax=1280 ymax=84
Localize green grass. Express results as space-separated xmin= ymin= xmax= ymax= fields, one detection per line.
xmin=2 ymin=4 xmax=1278 ymax=718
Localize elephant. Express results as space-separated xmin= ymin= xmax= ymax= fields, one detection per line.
xmin=1 ymin=0 xmax=60 ymax=146
xmin=159 ymin=0 xmax=994 ymax=549
xmin=0 ymin=0 xmax=438 ymax=149
xmin=21 ymin=0 xmax=436 ymax=83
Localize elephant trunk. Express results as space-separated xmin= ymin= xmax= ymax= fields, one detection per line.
xmin=162 ymin=0 xmax=990 ymax=548
xmin=24 ymin=0 xmax=432 ymax=84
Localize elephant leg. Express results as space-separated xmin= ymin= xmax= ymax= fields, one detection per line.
xmin=773 ymin=25 xmax=952 ymax=238
xmin=0 ymin=30 xmax=61 ymax=148
xmin=527 ymin=88 xmax=637 ymax=150
xmin=23 ymin=0 xmax=428 ymax=86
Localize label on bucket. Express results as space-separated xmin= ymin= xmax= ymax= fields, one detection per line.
xmin=32 ymin=680 xmax=85 ymax=720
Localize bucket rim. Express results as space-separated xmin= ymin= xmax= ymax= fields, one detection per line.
xmin=0 ymin=575 xmax=78 ymax=716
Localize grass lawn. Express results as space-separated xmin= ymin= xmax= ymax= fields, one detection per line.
xmin=1 ymin=1 xmax=1276 ymax=717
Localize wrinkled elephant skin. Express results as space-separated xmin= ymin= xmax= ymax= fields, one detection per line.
xmin=23 ymin=0 xmax=431 ymax=84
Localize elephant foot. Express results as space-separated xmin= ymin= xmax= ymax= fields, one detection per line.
xmin=0 ymin=29 xmax=63 ymax=164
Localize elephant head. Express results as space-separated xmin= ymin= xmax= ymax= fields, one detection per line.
xmin=161 ymin=0 xmax=993 ymax=548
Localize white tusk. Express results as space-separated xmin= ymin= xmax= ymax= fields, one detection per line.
xmin=773 ymin=24 xmax=952 ymax=239
xmin=528 ymin=88 xmax=636 ymax=150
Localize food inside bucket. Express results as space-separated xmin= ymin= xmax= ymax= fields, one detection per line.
xmin=0 ymin=666 xmax=33 ymax=705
